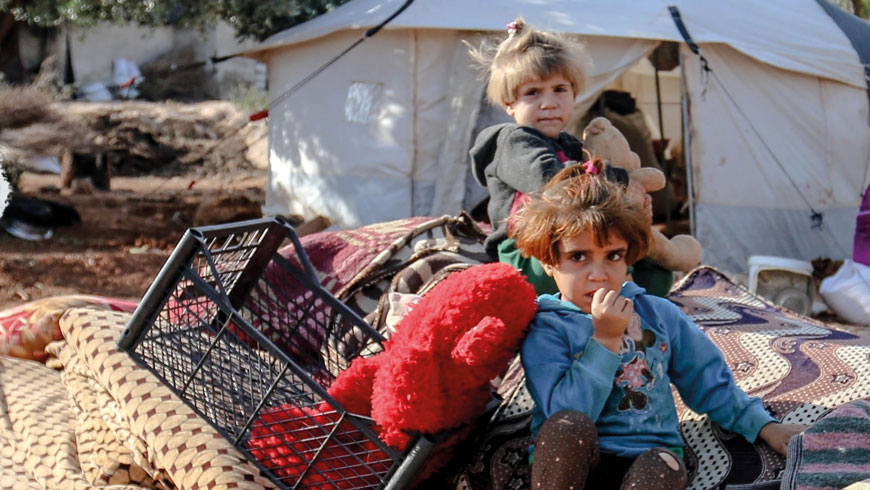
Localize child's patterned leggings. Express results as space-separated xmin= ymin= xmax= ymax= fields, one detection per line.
xmin=530 ymin=410 xmax=688 ymax=490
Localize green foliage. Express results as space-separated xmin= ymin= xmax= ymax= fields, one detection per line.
xmin=1 ymin=0 xmax=352 ymax=40
xmin=836 ymin=0 xmax=870 ymax=19
xmin=218 ymin=0 xmax=351 ymax=40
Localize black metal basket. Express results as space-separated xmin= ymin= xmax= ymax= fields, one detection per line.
xmin=117 ymin=217 xmax=432 ymax=489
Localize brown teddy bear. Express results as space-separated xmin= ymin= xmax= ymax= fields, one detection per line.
xmin=582 ymin=117 xmax=702 ymax=274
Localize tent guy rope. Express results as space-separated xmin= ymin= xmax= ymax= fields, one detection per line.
xmin=148 ymin=0 xmax=415 ymax=195
xmin=668 ymin=5 xmax=849 ymax=259
xmin=250 ymin=0 xmax=416 ymax=121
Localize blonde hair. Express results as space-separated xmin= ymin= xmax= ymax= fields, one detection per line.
xmin=467 ymin=18 xmax=589 ymax=106
xmin=509 ymin=162 xmax=651 ymax=266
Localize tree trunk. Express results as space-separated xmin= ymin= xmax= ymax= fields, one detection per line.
xmin=0 ymin=8 xmax=24 ymax=83
xmin=851 ymin=0 xmax=868 ymax=19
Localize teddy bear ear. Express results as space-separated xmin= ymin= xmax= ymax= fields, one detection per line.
xmin=628 ymin=152 xmax=641 ymax=172
xmin=582 ymin=116 xmax=610 ymax=139
xmin=630 ymin=167 xmax=666 ymax=192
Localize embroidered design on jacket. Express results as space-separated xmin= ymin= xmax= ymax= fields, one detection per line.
xmin=614 ymin=314 xmax=658 ymax=412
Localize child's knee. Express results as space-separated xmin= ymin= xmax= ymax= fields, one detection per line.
xmin=622 ymin=447 xmax=688 ymax=490
xmin=536 ymin=410 xmax=598 ymax=449
xmin=646 ymin=447 xmax=684 ymax=471
xmin=532 ymin=410 xmax=600 ymax=485
xmin=541 ymin=410 xmax=595 ymax=434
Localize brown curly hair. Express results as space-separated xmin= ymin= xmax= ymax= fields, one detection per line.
xmin=509 ymin=161 xmax=651 ymax=266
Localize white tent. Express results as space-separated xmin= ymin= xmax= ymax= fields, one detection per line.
xmin=241 ymin=0 xmax=870 ymax=274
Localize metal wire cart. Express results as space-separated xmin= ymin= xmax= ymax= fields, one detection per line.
xmin=117 ymin=217 xmax=433 ymax=489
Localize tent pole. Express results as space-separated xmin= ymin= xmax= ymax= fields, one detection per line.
xmin=409 ymin=29 xmax=418 ymax=217
xmin=653 ymin=47 xmax=672 ymax=236
xmin=679 ymin=47 xmax=696 ymax=237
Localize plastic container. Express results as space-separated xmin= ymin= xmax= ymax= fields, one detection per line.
xmin=747 ymin=255 xmax=815 ymax=316
xmin=117 ymin=217 xmax=432 ymax=489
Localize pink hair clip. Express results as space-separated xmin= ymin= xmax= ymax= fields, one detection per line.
xmin=506 ymin=21 xmax=520 ymax=37
xmin=582 ymin=160 xmax=600 ymax=175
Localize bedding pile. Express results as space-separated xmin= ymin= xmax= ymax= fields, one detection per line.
xmin=1 ymin=217 xmax=869 ymax=489
xmin=0 ymin=304 xmax=275 ymax=489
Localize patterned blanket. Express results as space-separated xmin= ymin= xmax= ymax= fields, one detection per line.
xmin=286 ymin=213 xmax=489 ymax=318
xmin=0 ymin=306 xmax=275 ymax=489
xmin=451 ymin=266 xmax=870 ymax=490
xmin=781 ymin=400 xmax=870 ymax=490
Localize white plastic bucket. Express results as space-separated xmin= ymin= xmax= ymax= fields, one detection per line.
xmin=747 ymin=255 xmax=814 ymax=316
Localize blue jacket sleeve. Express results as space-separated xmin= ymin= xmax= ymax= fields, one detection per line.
xmin=521 ymin=315 xmax=622 ymax=422
xmin=664 ymin=303 xmax=775 ymax=442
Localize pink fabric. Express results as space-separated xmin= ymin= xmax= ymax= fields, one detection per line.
xmin=290 ymin=216 xmax=435 ymax=295
xmin=801 ymin=433 xmax=870 ymax=450
xmin=0 ymin=295 xmax=138 ymax=361
xmin=854 ymin=183 xmax=870 ymax=266
xmin=796 ymin=463 xmax=870 ymax=473
xmin=507 ymin=149 xmax=573 ymax=231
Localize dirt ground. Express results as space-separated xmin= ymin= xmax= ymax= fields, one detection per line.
xmin=0 ymin=168 xmax=267 ymax=310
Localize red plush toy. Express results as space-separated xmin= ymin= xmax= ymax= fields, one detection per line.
xmin=249 ymin=405 xmax=390 ymax=489
xmin=248 ymin=262 xmax=538 ymax=487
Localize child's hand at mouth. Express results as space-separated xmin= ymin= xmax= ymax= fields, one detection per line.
xmin=590 ymin=288 xmax=633 ymax=353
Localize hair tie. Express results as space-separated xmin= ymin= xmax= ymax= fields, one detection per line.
xmin=582 ymin=160 xmax=599 ymax=175
xmin=506 ymin=21 xmax=520 ymax=37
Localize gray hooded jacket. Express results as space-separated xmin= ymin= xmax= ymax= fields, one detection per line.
xmin=470 ymin=123 xmax=583 ymax=257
